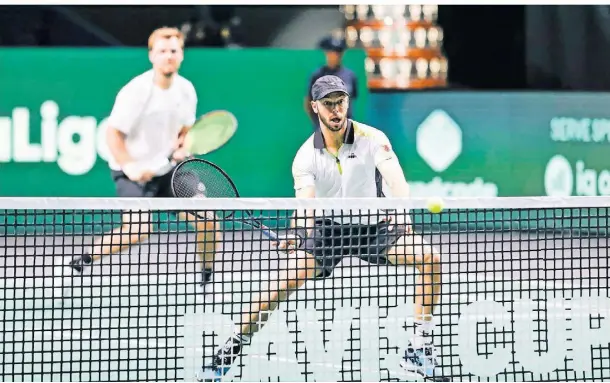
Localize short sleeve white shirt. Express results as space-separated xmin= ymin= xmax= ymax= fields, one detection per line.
xmin=292 ymin=120 xmax=397 ymax=223
xmin=106 ymin=70 xmax=197 ymax=175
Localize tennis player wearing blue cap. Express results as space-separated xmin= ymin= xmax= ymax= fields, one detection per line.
xmin=197 ymin=75 xmax=447 ymax=382
xmin=305 ymin=35 xmax=360 ymax=129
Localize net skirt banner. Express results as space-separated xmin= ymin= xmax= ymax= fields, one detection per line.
xmin=0 ymin=196 xmax=608 ymax=382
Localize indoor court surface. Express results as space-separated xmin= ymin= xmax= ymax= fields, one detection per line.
xmin=1 ymin=229 xmax=609 ymax=382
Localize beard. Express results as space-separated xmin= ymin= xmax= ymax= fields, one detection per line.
xmin=158 ymin=62 xmax=179 ymax=77
xmin=320 ymin=113 xmax=346 ymax=132
xmin=161 ymin=67 xmax=176 ymax=77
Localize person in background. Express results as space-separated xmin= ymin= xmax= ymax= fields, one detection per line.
xmin=304 ymin=34 xmax=359 ymax=129
xmin=67 ymin=27 xmax=221 ymax=287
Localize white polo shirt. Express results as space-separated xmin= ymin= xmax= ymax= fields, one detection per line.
xmin=106 ymin=70 xmax=197 ymax=175
xmin=292 ymin=120 xmax=397 ymax=223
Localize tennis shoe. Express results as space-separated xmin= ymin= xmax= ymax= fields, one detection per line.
xmin=200 ymin=268 xmax=213 ymax=286
xmin=68 ymin=254 xmax=92 ymax=273
xmin=400 ymin=341 xmax=448 ymax=381
xmin=196 ymin=365 xmax=228 ymax=383
xmin=196 ymin=337 xmax=242 ymax=382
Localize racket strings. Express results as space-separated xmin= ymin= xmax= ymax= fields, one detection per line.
xmin=186 ymin=111 xmax=237 ymax=155
xmin=172 ymin=160 xmax=238 ymax=204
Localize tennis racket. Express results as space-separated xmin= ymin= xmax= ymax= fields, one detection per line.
xmin=165 ymin=110 xmax=238 ymax=166
xmin=125 ymin=110 xmax=237 ymax=187
xmin=170 ymin=158 xmax=284 ymax=242
xmin=182 ymin=110 xmax=237 ymax=157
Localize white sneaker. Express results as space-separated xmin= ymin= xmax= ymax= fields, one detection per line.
xmin=400 ymin=341 xmax=448 ymax=381
xmin=196 ymin=336 xmax=242 ymax=382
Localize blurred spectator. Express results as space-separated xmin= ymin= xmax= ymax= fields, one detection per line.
xmin=305 ymin=34 xmax=359 ymax=129
xmin=180 ymin=5 xmax=243 ymax=48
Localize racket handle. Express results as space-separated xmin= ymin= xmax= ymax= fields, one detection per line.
xmin=260 ymin=225 xmax=279 ymax=241
xmin=167 ymin=152 xmax=195 ymax=166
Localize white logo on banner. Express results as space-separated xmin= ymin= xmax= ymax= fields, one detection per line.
xmin=416 ymin=109 xmax=462 ymax=172
xmin=10 ymin=271 xmax=610 ymax=381
xmin=544 ymin=154 xmax=574 ymax=196
xmin=178 ymin=279 xmax=610 ymax=381
xmin=410 ymin=109 xmax=498 ymax=197
xmin=544 ymin=155 xmax=610 ymax=196
xmin=0 ymin=101 xmax=110 ymax=175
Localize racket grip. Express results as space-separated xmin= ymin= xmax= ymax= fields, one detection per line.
xmin=167 ymin=152 xmax=195 ymax=165
xmin=261 ymin=225 xmax=279 ymax=241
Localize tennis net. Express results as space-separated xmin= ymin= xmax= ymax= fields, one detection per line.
xmin=0 ymin=196 xmax=609 ymax=382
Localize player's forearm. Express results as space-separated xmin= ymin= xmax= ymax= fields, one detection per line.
xmin=291 ymin=209 xmax=316 ymax=236
xmin=176 ymin=126 xmax=190 ymax=149
xmin=106 ymin=127 xmax=133 ymax=166
xmin=378 ymin=158 xmax=412 ymax=225
xmin=292 ymin=186 xmax=316 ymax=236
xmin=377 ymin=158 xmax=411 ymax=198
xmin=389 ymin=180 xmax=411 ymax=198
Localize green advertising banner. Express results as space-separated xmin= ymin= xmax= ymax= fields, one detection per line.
xmin=0 ymin=48 xmax=368 ymax=197
xmin=3 ymin=48 xmax=610 ymax=235
xmin=368 ymin=92 xmax=610 ymax=198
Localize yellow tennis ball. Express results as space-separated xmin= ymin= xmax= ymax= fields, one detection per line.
xmin=426 ymin=197 xmax=444 ymax=214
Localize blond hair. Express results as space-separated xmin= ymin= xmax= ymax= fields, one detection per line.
xmin=148 ymin=27 xmax=185 ymax=50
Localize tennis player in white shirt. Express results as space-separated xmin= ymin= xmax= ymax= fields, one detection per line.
xmin=68 ymin=27 xmax=220 ymax=286
xmin=197 ymin=75 xmax=447 ymax=382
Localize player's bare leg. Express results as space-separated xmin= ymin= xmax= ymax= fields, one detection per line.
xmin=239 ymin=251 xmax=318 ymax=334
xmin=69 ymin=211 xmax=221 ymax=283
xmin=197 ymin=251 xmax=318 ymax=381
xmin=385 ymin=234 xmax=447 ymax=381
xmin=386 ymin=235 xmax=442 ymax=324
xmin=68 ymin=210 xmax=154 ymax=273
xmin=178 ymin=211 xmax=222 ymax=285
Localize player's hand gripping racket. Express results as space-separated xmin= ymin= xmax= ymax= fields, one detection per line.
xmin=171 ymin=158 xmax=296 ymax=245
xmin=130 ymin=110 xmax=239 ymax=183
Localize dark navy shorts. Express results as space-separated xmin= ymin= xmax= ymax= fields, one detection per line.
xmin=299 ymin=218 xmax=407 ymax=278
xmin=111 ymin=169 xmax=209 ymax=220
xmin=111 ymin=169 xmax=203 ymax=198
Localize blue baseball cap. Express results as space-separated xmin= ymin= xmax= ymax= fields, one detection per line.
xmin=318 ymin=36 xmax=347 ymax=52
xmin=311 ymin=75 xmax=350 ymax=101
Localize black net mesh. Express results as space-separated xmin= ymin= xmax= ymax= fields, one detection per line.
xmin=0 ymin=197 xmax=609 ymax=382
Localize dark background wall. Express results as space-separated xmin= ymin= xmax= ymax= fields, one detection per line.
xmin=2 ymin=5 xmax=610 ymax=91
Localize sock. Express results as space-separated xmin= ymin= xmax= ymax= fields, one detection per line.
xmin=233 ymin=331 xmax=251 ymax=345
xmin=204 ymin=262 xmax=214 ymax=271
xmin=200 ymin=268 xmax=214 ymax=285
xmin=413 ymin=319 xmax=435 ymax=348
